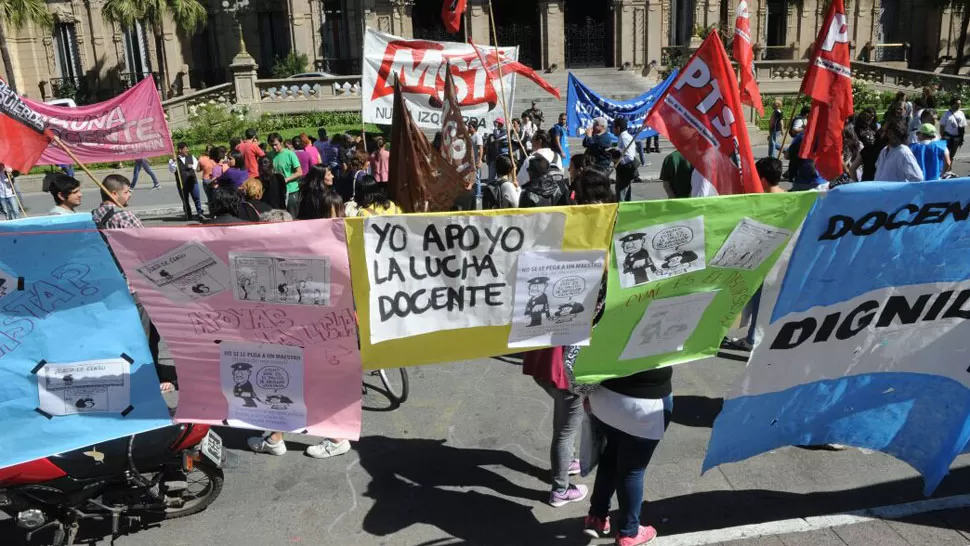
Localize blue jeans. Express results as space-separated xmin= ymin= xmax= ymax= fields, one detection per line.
xmin=180 ymin=175 xmax=203 ymax=216
xmin=768 ymin=131 xmax=783 ymax=159
xmin=745 ymin=286 xmax=763 ymax=345
xmin=589 ymin=395 xmax=673 ymax=537
xmin=132 ymin=159 xmax=159 ymax=188
xmin=0 ymin=196 xmax=20 ymax=220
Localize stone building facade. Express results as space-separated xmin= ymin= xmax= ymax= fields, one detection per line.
xmin=0 ymin=0 xmax=964 ymax=102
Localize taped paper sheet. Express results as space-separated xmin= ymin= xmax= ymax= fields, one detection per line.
xmin=614 ymin=216 xmax=706 ymax=288
xmin=710 ymin=217 xmax=792 ymax=271
xmin=37 ymin=359 xmax=131 ymax=416
xmin=136 ymin=242 xmax=230 ymax=302
xmin=220 ymin=341 xmax=308 ymax=432
xmin=619 ymin=291 xmax=718 ymax=361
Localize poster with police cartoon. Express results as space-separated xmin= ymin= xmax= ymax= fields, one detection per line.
xmin=228 ymin=253 xmax=331 ymax=307
xmin=613 ymin=216 xmax=706 ymax=288
xmin=136 ymin=241 xmax=230 ymax=302
xmin=37 ymin=359 xmax=131 ymax=416
xmin=219 ymin=341 xmax=307 ymax=431
xmin=507 ymin=250 xmax=606 ymax=348
xmin=710 ymin=217 xmax=793 ymax=271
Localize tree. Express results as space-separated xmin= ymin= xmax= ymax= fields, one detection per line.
xmin=0 ymin=0 xmax=53 ymax=93
xmin=930 ymin=0 xmax=970 ymax=73
xmin=102 ymin=0 xmax=207 ymax=98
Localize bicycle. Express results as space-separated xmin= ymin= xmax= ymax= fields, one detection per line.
xmin=364 ymin=367 xmax=410 ymax=405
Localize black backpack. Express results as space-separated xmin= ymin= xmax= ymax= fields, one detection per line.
xmin=480 ymin=181 xmax=503 ymax=210
xmin=518 ymin=170 xmax=570 ymax=208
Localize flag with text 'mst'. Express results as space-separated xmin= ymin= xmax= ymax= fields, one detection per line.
xmin=0 ymin=78 xmax=53 ymax=173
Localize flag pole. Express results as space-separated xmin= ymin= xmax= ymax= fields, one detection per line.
xmin=486 ymin=0 xmax=517 ymax=177
xmin=171 ymin=155 xmax=192 ymax=220
xmin=11 ymin=182 xmax=27 ymax=217
xmin=50 ymin=137 xmax=123 ymax=208
xmin=776 ymin=96 xmax=803 ymax=160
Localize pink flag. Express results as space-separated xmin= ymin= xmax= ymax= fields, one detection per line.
xmin=104 ymin=220 xmax=362 ymax=439
xmin=24 ymin=77 xmax=174 ymax=165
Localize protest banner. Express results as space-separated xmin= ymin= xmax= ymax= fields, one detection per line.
xmin=705 ymin=180 xmax=970 ymax=495
xmin=345 ymin=204 xmax=617 ymax=369
xmin=23 ymin=77 xmax=173 ymax=165
xmin=363 ymin=28 xmax=554 ymax=130
xmin=0 ymin=77 xmax=52 ymax=173
xmin=645 ymin=33 xmax=761 ymax=195
xmin=572 ymin=193 xmax=817 ymax=384
xmin=566 ymin=71 xmax=677 ymax=139
xmin=0 ymin=215 xmax=171 ymax=469
xmin=104 ymin=219 xmax=362 ymax=439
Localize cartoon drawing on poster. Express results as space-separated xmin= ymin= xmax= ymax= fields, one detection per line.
xmin=364 ymin=213 xmax=567 ymax=344
xmin=136 ymin=242 xmax=230 ymax=302
xmin=228 ymin=253 xmax=331 ymax=307
xmin=37 ymin=359 xmax=131 ymax=416
xmin=710 ymin=217 xmax=793 ymax=271
xmin=614 ymin=216 xmax=706 ymax=288
xmin=219 ymin=341 xmax=307 ymax=431
xmin=619 ymin=291 xmax=718 ymax=361
xmin=508 ymin=250 xmax=606 ymax=348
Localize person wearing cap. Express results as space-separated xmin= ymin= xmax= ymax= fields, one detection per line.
xmin=525 ymin=276 xmax=551 ymax=327
xmin=231 ymin=362 xmax=259 ymax=408
xmin=620 ymin=232 xmax=654 ymax=285
xmin=583 ymin=117 xmax=614 ymax=173
xmin=910 ymin=123 xmax=951 ymax=181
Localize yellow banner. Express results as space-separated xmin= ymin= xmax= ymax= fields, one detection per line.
xmin=345 ymin=204 xmax=618 ymax=370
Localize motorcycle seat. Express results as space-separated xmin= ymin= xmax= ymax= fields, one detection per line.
xmin=49 ymin=425 xmax=186 ymax=480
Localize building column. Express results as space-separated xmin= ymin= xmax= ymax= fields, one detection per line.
xmin=465 ymin=0 xmax=491 ymax=44
xmin=367 ymin=0 xmax=414 ymax=39
xmin=645 ymin=0 xmax=663 ymax=70
xmin=615 ymin=0 xmax=649 ymax=69
xmin=291 ymin=0 xmax=316 ymax=66
xmin=538 ymin=0 xmax=565 ymax=70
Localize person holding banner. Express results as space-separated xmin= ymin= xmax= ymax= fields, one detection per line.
xmin=612 ymin=119 xmax=640 ymax=202
xmin=583 ymin=118 xmax=614 ymax=173
xmin=550 ymin=113 xmax=571 ymax=169
xmin=0 ymin=165 xmax=20 ymax=220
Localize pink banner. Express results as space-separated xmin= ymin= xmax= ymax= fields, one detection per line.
xmin=25 ymin=77 xmax=174 ymax=165
xmin=104 ymin=220 xmax=362 ymax=440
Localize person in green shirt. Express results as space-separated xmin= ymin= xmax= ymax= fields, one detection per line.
xmin=268 ymin=133 xmax=303 ymax=195
xmin=659 ymin=150 xmax=693 ymax=199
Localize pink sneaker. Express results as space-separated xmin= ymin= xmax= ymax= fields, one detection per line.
xmin=549 ymin=484 xmax=588 ymax=507
xmin=583 ymin=515 xmax=612 ymax=538
xmin=616 ymin=525 xmax=657 ymax=546
xmin=568 ymin=459 xmax=581 ymax=476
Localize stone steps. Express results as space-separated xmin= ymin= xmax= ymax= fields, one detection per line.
xmin=508 ymin=67 xmax=663 ymax=121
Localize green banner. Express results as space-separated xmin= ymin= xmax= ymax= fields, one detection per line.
xmin=574 ymin=192 xmax=818 ymax=383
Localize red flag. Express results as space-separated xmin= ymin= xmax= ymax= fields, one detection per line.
xmin=441 ymin=0 xmax=466 ymax=34
xmin=0 ymin=78 xmax=52 ymax=173
xmin=732 ymin=0 xmax=763 ymax=116
xmin=798 ymin=0 xmax=852 ymax=180
xmin=440 ymin=65 xmax=477 ymax=189
xmin=645 ymin=33 xmax=761 ymax=195
xmin=468 ymin=39 xmax=561 ymax=99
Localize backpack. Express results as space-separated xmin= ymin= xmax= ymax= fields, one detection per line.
xmin=480 ymin=181 xmax=503 ymax=210
xmin=518 ymin=170 xmax=570 ymax=208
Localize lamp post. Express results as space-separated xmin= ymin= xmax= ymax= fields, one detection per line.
xmin=222 ymin=0 xmax=252 ymax=57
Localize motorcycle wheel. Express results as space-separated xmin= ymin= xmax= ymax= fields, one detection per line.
xmin=161 ymin=460 xmax=224 ymax=519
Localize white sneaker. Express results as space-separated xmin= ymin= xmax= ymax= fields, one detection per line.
xmin=247 ymin=436 xmax=286 ymax=456
xmin=305 ymin=439 xmax=351 ymax=459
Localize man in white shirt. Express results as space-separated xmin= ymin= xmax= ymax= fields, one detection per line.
xmin=516 ymin=131 xmax=564 ymax=186
xmin=48 ymin=173 xmax=83 ymax=215
xmin=0 ymin=164 xmax=20 ymax=220
xmin=612 ymin=118 xmax=640 ymax=201
xmin=940 ymin=98 xmax=967 ymax=160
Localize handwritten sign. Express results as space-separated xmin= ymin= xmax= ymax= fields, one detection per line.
xmin=363 ymin=212 xmax=567 ymax=343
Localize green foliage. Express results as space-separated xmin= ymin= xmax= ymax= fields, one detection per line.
xmin=102 ymin=0 xmax=207 ymax=33
xmin=270 ymin=52 xmax=310 ymax=79
xmin=0 ymin=0 xmax=53 ymax=27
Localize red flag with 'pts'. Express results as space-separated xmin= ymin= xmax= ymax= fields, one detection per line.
xmin=645 ymin=33 xmax=761 ymax=194
xmin=0 ymin=78 xmax=52 ymax=173
xmin=798 ymin=0 xmax=853 ymax=180
xmin=441 ymin=0 xmax=466 ymax=34
xmin=732 ymin=0 xmax=763 ymax=116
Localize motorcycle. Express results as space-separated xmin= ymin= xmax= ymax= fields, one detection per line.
xmin=0 ymin=424 xmax=225 ymax=546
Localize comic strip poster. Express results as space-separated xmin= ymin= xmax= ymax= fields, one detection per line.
xmin=619 ymin=291 xmax=718 ymax=361
xmin=219 ymin=341 xmax=307 ymax=431
xmin=507 ymin=250 xmax=606 ymax=348
xmin=614 ymin=216 xmax=706 ymax=288
xmin=710 ymin=218 xmax=793 ymax=271
xmin=37 ymin=359 xmax=131 ymax=416
xmin=136 ymin=241 xmax=230 ymax=302
xmin=228 ymin=253 xmax=331 ymax=307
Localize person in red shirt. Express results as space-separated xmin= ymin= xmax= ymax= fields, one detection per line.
xmin=236 ymin=128 xmax=265 ymax=177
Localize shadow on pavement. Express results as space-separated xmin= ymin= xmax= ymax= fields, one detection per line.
xmin=647 ymin=464 xmax=970 ymax=537
xmin=356 ymin=435 xmax=591 ymax=545
xmin=671 ymin=395 xmax=723 ymax=429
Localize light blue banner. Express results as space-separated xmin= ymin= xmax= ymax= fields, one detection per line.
xmin=0 ymin=214 xmax=171 ymax=469
xmin=566 ymin=70 xmax=677 ymax=140
xmin=705 ymin=180 xmax=970 ymax=495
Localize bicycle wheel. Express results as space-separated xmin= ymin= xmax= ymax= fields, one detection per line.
xmin=378 ymin=367 xmax=410 ymax=404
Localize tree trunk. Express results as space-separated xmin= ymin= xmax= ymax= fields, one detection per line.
xmin=956 ymin=4 xmax=970 ymax=73
xmin=0 ymin=21 xmax=19 ymax=93
xmin=153 ymin=21 xmax=169 ymax=99
xmin=720 ymin=0 xmax=730 ymax=43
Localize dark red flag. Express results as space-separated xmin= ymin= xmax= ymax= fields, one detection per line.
xmin=440 ymin=65 xmax=477 ymax=189
xmin=0 ymin=77 xmax=52 ymax=173
xmin=441 ymin=0 xmax=466 ymax=34
xmin=645 ymin=33 xmax=761 ymax=195
xmin=798 ymin=0 xmax=852 ymax=181
xmin=732 ymin=0 xmax=763 ymax=116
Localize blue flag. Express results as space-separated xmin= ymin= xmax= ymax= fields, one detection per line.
xmin=0 ymin=215 xmax=171 ymax=469
xmin=705 ymin=180 xmax=970 ymax=495
xmin=566 ymin=70 xmax=678 ymax=140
